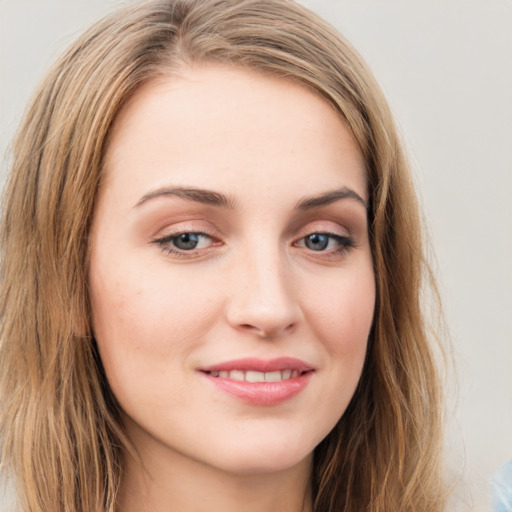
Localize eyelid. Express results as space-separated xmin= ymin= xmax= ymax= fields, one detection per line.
xmin=292 ymin=232 xmax=356 ymax=264
xmin=151 ymin=218 xmax=220 ymax=239
xmin=152 ymin=230 xmax=220 ymax=260
xmin=291 ymin=218 xmax=357 ymax=256
xmin=294 ymin=231 xmax=353 ymax=247
xmin=295 ymin=219 xmax=351 ymax=238
xmin=149 ymin=219 xmax=224 ymax=258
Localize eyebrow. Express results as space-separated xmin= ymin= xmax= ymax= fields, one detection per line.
xmin=296 ymin=187 xmax=368 ymax=211
xmin=135 ymin=186 xmax=237 ymax=209
xmin=134 ymin=185 xmax=368 ymax=211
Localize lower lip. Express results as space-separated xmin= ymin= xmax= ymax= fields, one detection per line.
xmin=201 ymin=372 xmax=313 ymax=406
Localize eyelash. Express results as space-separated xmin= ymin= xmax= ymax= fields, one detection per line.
xmin=152 ymin=231 xmax=355 ymax=259
xmin=153 ymin=232 xmax=215 ymax=258
xmin=295 ymin=232 xmax=355 ymax=255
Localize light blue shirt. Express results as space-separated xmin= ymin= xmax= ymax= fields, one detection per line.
xmin=492 ymin=459 xmax=512 ymax=512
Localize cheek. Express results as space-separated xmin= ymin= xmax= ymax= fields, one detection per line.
xmin=88 ymin=256 xmax=222 ymax=397
xmin=304 ymin=265 xmax=375 ymax=358
xmin=91 ymin=254 xmax=212 ymax=339
xmin=292 ymin=264 xmax=375 ymax=444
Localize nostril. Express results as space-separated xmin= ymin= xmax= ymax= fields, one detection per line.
xmin=240 ymin=324 xmax=271 ymax=338
xmin=238 ymin=322 xmax=296 ymax=339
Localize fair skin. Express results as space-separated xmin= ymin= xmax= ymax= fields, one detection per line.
xmin=89 ymin=64 xmax=375 ymax=512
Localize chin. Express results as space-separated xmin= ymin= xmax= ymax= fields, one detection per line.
xmin=204 ymin=432 xmax=317 ymax=476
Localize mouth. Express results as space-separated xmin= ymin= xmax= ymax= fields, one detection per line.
xmin=203 ymin=369 xmax=308 ymax=382
xmin=198 ymin=357 xmax=315 ymax=406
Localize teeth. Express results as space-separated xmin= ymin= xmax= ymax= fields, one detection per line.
xmin=246 ymin=370 xmax=265 ymax=383
xmin=230 ymin=370 xmax=245 ymax=381
xmin=265 ymin=371 xmax=282 ymax=382
xmin=208 ymin=369 xmax=302 ymax=382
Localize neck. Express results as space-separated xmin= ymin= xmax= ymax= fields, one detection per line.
xmin=118 ymin=444 xmax=313 ymax=512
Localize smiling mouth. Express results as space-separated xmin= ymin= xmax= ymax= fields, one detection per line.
xmin=198 ymin=357 xmax=315 ymax=404
xmin=204 ymin=369 xmax=308 ymax=382
xmin=200 ymin=366 xmax=314 ymax=405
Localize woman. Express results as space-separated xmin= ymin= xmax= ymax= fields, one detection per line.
xmin=0 ymin=0 xmax=446 ymax=511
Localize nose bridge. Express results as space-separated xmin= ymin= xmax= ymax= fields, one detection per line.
xmin=226 ymin=234 xmax=300 ymax=337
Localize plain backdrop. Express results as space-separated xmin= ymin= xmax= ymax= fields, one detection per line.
xmin=1 ymin=1 xmax=511 ymax=511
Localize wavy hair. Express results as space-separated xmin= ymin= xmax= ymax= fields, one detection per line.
xmin=0 ymin=1 xmax=446 ymax=510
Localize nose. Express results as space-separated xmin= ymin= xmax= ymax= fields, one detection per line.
xmin=225 ymin=247 xmax=302 ymax=339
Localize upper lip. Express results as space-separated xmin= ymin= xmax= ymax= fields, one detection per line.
xmin=199 ymin=357 xmax=314 ymax=373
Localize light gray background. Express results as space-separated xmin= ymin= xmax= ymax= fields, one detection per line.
xmin=0 ymin=1 xmax=511 ymax=511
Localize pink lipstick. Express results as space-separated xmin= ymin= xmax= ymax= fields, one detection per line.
xmin=198 ymin=357 xmax=314 ymax=406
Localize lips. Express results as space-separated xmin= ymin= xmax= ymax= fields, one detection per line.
xmin=198 ymin=357 xmax=314 ymax=406
xmin=200 ymin=356 xmax=313 ymax=373
xmin=207 ymin=369 xmax=302 ymax=382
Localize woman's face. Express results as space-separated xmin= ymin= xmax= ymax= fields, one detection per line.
xmin=89 ymin=64 xmax=375 ymax=476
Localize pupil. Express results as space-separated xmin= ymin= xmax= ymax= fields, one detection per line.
xmin=305 ymin=233 xmax=329 ymax=251
xmin=174 ymin=233 xmax=199 ymax=250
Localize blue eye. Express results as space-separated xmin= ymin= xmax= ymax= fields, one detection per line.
xmin=172 ymin=233 xmax=201 ymax=250
xmin=154 ymin=232 xmax=213 ymax=255
xmin=299 ymin=232 xmax=353 ymax=253
xmin=304 ymin=233 xmax=329 ymax=251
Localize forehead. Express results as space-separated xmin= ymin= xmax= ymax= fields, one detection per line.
xmin=101 ymin=64 xmax=367 ymax=207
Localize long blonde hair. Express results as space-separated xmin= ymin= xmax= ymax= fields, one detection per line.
xmin=0 ymin=1 xmax=446 ymax=510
